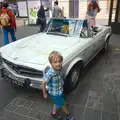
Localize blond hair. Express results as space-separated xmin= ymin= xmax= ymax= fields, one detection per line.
xmin=48 ymin=51 xmax=63 ymax=64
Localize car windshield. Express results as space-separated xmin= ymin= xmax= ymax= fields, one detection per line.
xmin=45 ymin=18 xmax=89 ymax=38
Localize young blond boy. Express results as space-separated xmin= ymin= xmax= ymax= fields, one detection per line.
xmin=42 ymin=51 xmax=75 ymax=120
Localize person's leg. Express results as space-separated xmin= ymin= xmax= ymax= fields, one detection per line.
xmin=61 ymin=104 xmax=70 ymax=115
xmin=50 ymin=96 xmax=61 ymax=118
xmin=62 ymin=105 xmax=75 ymax=120
xmin=43 ymin=20 xmax=46 ymax=31
xmin=40 ymin=23 xmax=44 ymax=32
xmin=9 ymin=28 xmax=16 ymax=42
xmin=52 ymin=104 xmax=57 ymax=114
xmin=60 ymin=94 xmax=74 ymax=120
xmin=51 ymin=104 xmax=63 ymax=119
xmin=2 ymin=28 xmax=9 ymax=45
xmin=40 ymin=19 xmax=46 ymax=32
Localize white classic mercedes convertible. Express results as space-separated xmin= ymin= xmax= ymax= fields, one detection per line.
xmin=0 ymin=18 xmax=111 ymax=93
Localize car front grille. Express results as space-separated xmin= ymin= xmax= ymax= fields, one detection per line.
xmin=2 ymin=58 xmax=43 ymax=78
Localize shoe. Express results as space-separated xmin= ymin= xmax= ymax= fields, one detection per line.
xmin=51 ymin=112 xmax=62 ymax=120
xmin=51 ymin=112 xmax=57 ymax=117
xmin=66 ymin=113 xmax=75 ymax=120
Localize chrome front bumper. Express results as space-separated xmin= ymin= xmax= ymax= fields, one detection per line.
xmin=1 ymin=63 xmax=43 ymax=89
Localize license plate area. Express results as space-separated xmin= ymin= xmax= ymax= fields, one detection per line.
xmin=4 ymin=75 xmax=24 ymax=86
xmin=2 ymin=69 xmax=24 ymax=86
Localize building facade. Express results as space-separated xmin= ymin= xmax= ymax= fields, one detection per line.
xmin=7 ymin=0 xmax=116 ymax=22
xmin=58 ymin=0 xmax=116 ymax=19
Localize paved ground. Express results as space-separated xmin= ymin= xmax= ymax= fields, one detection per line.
xmin=0 ymin=26 xmax=120 ymax=120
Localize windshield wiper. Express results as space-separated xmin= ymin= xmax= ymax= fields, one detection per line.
xmin=46 ymin=32 xmax=68 ymax=37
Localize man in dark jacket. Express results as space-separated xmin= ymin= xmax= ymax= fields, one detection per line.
xmin=37 ymin=5 xmax=49 ymax=32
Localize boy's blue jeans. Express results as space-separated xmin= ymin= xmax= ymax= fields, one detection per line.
xmin=2 ymin=27 xmax=16 ymax=45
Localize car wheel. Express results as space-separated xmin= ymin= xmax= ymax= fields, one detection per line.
xmin=64 ymin=62 xmax=84 ymax=93
xmin=102 ymin=38 xmax=109 ymax=53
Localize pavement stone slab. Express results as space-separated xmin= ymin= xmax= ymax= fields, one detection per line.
xmin=29 ymin=118 xmax=38 ymax=120
xmin=35 ymin=112 xmax=48 ymax=120
xmin=69 ymin=105 xmax=84 ymax=120
xmin=28 ymin=109 xmax=39 ymax=118
xmin=20 ymin=116 xmax=30 ymax=120
xmin=17 ymin=99 xmax=28 ymax=106
xmin=14 ymin=106 xmax=31 ymax=116
xmin=30 ymin=100 xmax=52 ymax=114
xmin=10 ymin=113 xmax=23 ymax=120
xmin=11 ymin=97 xmax=21 ymax=104
xmin=0 ymin=109 xmax=14 ymax=120
xmin=23 ymin=100 xmax=33 ymax=108
xmin=102 ymin=89 xmax=118 ymax=113
xmin=83 ymin=108 xmax=101 ymax=120
xmin=5 ymin=103 xmax=18 ymax=112
xmin=86 ymin=90 xmax=102 ymax=110
xmin=102 ymin=112 xmax=119 ymax=120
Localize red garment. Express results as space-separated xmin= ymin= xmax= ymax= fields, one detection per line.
xmin=0 ymin=8 xmax=16 ymax=30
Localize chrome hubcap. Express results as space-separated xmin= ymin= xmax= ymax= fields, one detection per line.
xmin=71 ymin=67 xmax=80 ymax=87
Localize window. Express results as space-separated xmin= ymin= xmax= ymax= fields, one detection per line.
xmin=45 ymin=18 xmax=90 ymax=38
xmin=46 ymin=18 xmax=75 ymax=37
xmin=74 ymin=20 xmax=89 ymax=38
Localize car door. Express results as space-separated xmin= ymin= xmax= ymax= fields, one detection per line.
xmin=74 ymin=20 xmax=97 ymax=64
xmin=83 ymin=38 xmax=96 ymax=65
xmin=80 ymin=39 xmax=94 ymax=64
xmin=85 ymin=27 xmax=104 ymax=61
xmin=74 ymin=20 xmax=94 ymax=64
xmin=90 ymin=27 xmax=105 ymax=54
xmin=81 ymin=31 xmax=104 ymax=65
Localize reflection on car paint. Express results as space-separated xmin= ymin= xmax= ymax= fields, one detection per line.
xmin=36 ymin=51 xmax=49 ymax=56
xmin=16 ymin=43 xmax=28 ymax=48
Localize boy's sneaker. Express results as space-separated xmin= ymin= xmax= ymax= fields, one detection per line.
xmin=51 ymin=112 xmax=62 ymax=120
xmin=66 ymin=113 xmax=75 ymax=120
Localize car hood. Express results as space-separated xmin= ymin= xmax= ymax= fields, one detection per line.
xmin=1 ymin=33 xmax=79 ymax=65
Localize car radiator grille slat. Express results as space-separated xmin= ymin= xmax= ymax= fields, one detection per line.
xmin=2 ymin=58 xmax=43 ymax=78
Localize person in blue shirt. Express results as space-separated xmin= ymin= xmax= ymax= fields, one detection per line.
xmin=42 ymin=51 xmax=75 ymax=120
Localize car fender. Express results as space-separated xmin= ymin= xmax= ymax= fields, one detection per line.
xmin=65 ymin=57 xmax=83 ymax=77
xmin=105 ymin=33 xmax=111 ymax=42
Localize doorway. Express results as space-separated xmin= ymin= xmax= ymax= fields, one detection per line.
xmin=109 ymin=0 xmax=120 ymax=34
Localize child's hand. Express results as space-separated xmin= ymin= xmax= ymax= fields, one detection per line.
xmin=43 ymin=93 xmax=48 ymax=99
xmin=42 ymin=80 xmax=48 ymax=99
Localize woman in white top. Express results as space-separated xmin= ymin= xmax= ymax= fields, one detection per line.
xmin=86 ymin=0 xmax=100 ymax=27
